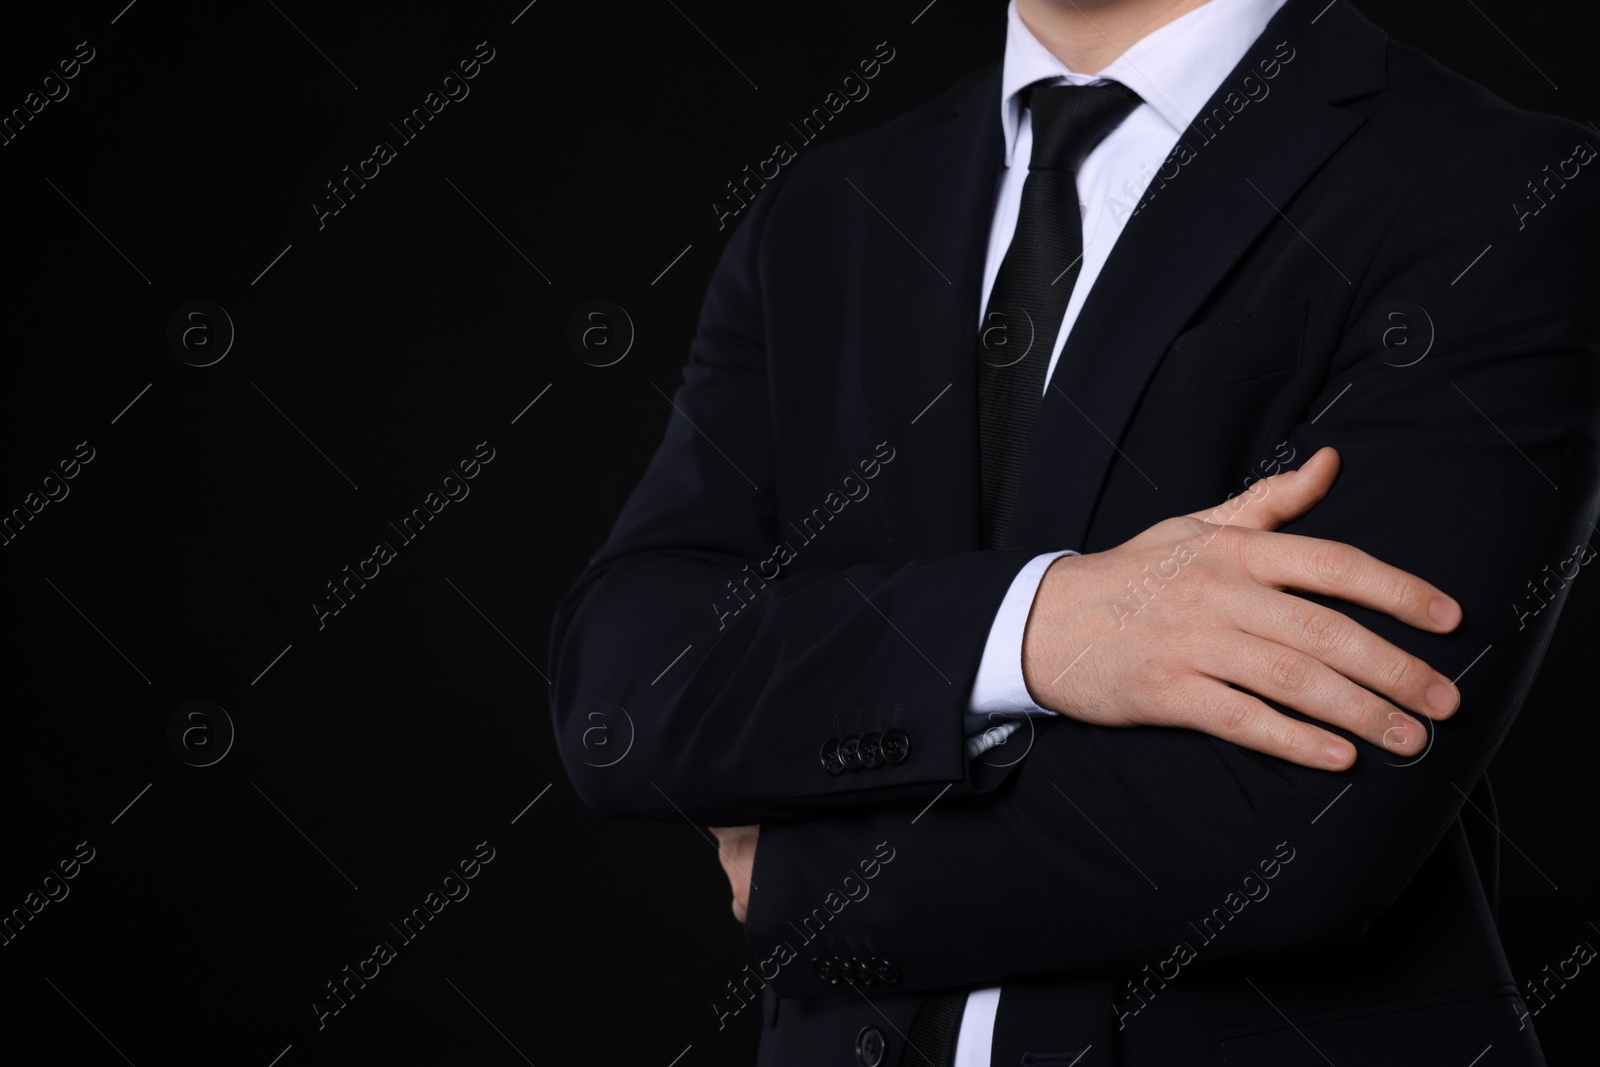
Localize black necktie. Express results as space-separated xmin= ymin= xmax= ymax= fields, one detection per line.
xmin=977 ymin=80 xmax=1142 ymax=549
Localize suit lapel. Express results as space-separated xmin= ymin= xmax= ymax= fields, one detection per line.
xmin=1006 ymin=0 xmax=1388 ymax=551
xmin=856 ymin=67 xmax=1003 ymax=558
xmin=851 ymin=0 xmax=1388 ymax=559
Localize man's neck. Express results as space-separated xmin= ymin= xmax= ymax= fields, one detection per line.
xmin=1016 ymin=0 xmax=1215 ymax=74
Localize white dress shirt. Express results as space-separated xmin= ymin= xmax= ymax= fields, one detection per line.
xmin=956 ymin=0 xmax=1288 ymax=1062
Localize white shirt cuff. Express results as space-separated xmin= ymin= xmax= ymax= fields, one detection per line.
xmin=965 ymin=549 xmax=1076 ymax=733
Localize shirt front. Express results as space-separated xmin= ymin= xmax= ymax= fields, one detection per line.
xmin=957 ymin=0 xmax=1289 ymax=1062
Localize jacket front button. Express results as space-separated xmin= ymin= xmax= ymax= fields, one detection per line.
xmin=856 ymin=1025 xmax=885 ymax=1067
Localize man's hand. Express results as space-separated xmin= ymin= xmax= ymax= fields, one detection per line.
xmin=1021 ymin=447 xmax=1463 ymax=770
xmin=709 ymin=824 xmax=758 ymax=923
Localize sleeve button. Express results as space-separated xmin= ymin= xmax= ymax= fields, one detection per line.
xmin=819 ymin=738 xmax=846 ymax=775
xmin=881 ymin=728 xmax=911 ymax=765
xmin=859 ymin=732 xmax=885 ymax=769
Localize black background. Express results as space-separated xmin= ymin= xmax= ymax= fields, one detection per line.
xmin=1 ymin=1 xmax=1595 ymax=1064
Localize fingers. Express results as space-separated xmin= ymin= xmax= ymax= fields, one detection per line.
xmin=1197 ymin=632 xmax=1430 ymax=759
xmin=1233 ymin=589 xmax=1460 ymax=720
xmin=1186 ymin=446 xmax=1340 ymax=532
xmin=709 ymin=824 xmax=755 ymax=924
xmin=1234 ymin=529 xmax=1463 ymax=638
xmin=1169 ymin=676 xmax=1357 ymax=770
xmin=715 ymin=848 xmax=750 ymax=923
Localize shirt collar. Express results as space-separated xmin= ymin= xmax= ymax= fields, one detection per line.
xmin=999 ymin=0 xmax=1290 ymax=165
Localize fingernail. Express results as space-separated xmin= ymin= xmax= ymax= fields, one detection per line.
xmin=1427 ymin=682 xmax=1458 ymax=715
xmin=1428 ymin=597 xmax=1460 ymax=627
xmin=1383 ymin=713 xmax=1410 ymax=750
xmin=1324 ymin=740 xmax=1351 ymax=766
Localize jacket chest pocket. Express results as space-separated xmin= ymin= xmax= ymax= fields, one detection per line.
xmin=1151 ymin=300 xmax=1307 ymax=401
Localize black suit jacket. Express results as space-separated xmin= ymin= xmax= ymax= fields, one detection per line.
xmin=549 ymin=0 xmax=1600 ymax=1062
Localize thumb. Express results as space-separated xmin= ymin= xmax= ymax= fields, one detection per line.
xmin=1187 ymin=446 xmax=1340 ymax=531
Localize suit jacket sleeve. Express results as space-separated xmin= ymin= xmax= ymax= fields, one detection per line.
xmin=742 ymin=114 xmax=1600 ymax=994
xmin=547 ymin=162 xmax=1044 ymax=826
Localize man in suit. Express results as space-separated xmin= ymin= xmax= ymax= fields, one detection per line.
xmin=549 ymin=0 xmax=1600 ymax=1062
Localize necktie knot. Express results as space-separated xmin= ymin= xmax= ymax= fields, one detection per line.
xmin=1026 ymin=80 xmax=1142 ymax=173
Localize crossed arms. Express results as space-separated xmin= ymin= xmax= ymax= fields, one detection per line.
xmin=548 ymin=111 xmax=1600 ymax=995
